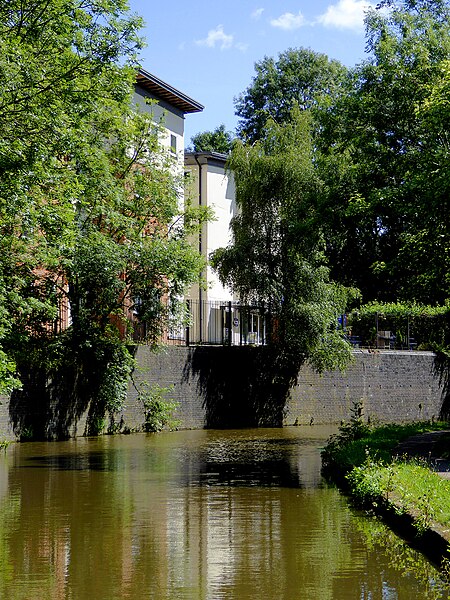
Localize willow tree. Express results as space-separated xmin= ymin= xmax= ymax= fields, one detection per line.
xmin=212 ymin=108 xmax=356 ymax=372
xmin=0 ymin=0 xmax=205 ymax=437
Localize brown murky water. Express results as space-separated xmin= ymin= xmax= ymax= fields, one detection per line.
xmin=0 ymin=427 xmax=447 ymax=599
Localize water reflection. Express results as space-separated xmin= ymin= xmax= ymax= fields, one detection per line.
xmin=0 ymin=428 xmax=447 ymax=599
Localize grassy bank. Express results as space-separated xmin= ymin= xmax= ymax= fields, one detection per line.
xmin=348 ymin=460 xmax=450 ymax=533
xmin=321 ymin=410 xmax=450 ymax=564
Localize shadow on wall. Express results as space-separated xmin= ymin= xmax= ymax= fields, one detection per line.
xmin=182 ymin=346 xmax=303 ymax=428
xmin=8 ymin=339 xmax=136 ymax=440
xmin=433 ymin=352 xmax=450 ymax=421
xmin=9 ymin=362 xmax=91 ymax=440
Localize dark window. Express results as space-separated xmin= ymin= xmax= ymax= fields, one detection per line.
xmin=170 ymin=134 xmax=177 ymax=154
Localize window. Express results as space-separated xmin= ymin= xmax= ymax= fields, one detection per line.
xmin=170 ymin=134 xmax=177 ymax=154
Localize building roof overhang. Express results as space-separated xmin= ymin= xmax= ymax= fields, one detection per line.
xmin=136 ymin=68 xmax=204 ymax=114
xmin=184 ymin=151 xmax=229 ymax=166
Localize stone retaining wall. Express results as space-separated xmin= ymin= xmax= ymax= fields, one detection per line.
xmin=290 ymin=350 xmax=442 ymax=426
xmin=0 ymin=347 xmax=445 ymax=440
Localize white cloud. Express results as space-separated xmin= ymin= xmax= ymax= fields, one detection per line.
xmin=270 ymin=11 xmax=305 ymax=30
xmin=317 ymin=0 xmax=374 ymax=31
xmin=236 ymin=42 xmax=249 ymax=52
xmin=195 ymin=25 xmax=233 ymax=50
xmin=251 ymin=8 xmax=264 ymax=20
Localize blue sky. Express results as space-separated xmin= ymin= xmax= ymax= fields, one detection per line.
xmin=127 ymin=0 xmax=376 ymax=145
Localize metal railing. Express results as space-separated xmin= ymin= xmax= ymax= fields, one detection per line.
xmin=133 ymin=306 xmax=432 ymax=350
xmin=164 ymin=300 xmax=269 ymax=347
xmin=339 ymin=312 xmax=423 ymax=350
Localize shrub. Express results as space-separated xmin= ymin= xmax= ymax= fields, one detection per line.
xmin=138 ymin=383 xmax=181 ymax=432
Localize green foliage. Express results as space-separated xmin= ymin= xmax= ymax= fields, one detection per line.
xmin=348 ymin=458 xmax=450 ymax=532
xmin=354 ymin=302 xmax=449 ymax=320
xmin=235 ymin=47 xmax=348 ymax=143
xmin=87 ymin=417 xmax=106 ymax=437
xmin=346 ymin=457 xmax=391 ymax=504
xmin=19 ymin=427 xmax=34 ymax=441
xmin=188 ymin=124 xmax=234 ymax=154
xmin=323 ymin=416 xmax=450 ymax=537
xmin=199 ymin=1 xmax=450 ymax=351
xmin=212 ymin=107 xmax=357 ymax=371
xmin=334 ymin=400 xmax=370 ymax=441
xmin=321 ymin=401 xmax=373 ymax=473
xmin=349 ymin=301 xmax=450 ymax=349
xmin=322 ymin=417 xmax=450 ymax=474
xmin=138 ymin=383 xmax=181 ymax=432
xmin=321 ymin=0 xmax=450 ymax=303
xmin=0 ymin=349 xmax=20 ymax=396
xmin=0 ymin=0 xmax=206 ymax=434
xmin=0 ymin=283 xmax=22 ymax=395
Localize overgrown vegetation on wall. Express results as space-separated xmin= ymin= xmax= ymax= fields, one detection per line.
xmin=0 ymin=1 xmax=205 ymax=439
xmin=138 ymin=383 xmax=180 ymax=432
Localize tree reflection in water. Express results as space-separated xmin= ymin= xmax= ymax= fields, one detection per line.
xmin=0 ymin=429 xmax=447 ymax=599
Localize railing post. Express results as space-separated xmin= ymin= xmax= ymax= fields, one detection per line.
xmin=239 ymin=304 xmax=243 ymax=345
xmin=261 ymin=302 xmax=265 ymax=346
xmin=228 ymin=301 xmax=232 ymax=346
xmin=407 ymin=314 xmax=410 ymax=351
xmin=375 ymin=312 xmax=379 ymax=348
xmin=186 ymin=299 xmax=190 ymax=347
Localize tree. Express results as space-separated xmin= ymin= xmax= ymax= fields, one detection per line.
xmin=211 ymin=108 xmax=356 ymax=372
xmin=0 ymin=1 xmax=206 ymax=437
xmin=0 ymin=0 xmax=144 ymax=395
xmin=235 ymin=47 xmax=348 ymax=143
xmin=188 ymin=124 xmax=234 ymax=154
xmin=320 ymin=0 xmax=450 ymax=304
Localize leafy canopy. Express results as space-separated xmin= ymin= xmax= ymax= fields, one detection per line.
xmin=235 ymin=47 xmax=348 ymax=143
xmin=188 ymin=124 xmax=234 ymax=154
xmin=320 ymin=0 xmax=450 ymax=303
xmin=0 ymin=1 xmax=206 ymax=433
xmin=212 ymin=107 xmax=357 ymax=371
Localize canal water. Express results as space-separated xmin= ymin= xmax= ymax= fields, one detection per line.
xmin=0 ymin=427 xmax=447 ymax=599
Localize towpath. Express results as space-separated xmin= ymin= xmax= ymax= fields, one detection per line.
xmin=396 ymin=430 xmax=450 ymax=479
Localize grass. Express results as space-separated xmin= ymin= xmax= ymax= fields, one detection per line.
xmin=348 ymin=459 xmax=450 ymax=532
xmin=322 ymin=419 xmax=450 ymax=475
xmin=321 ymin=406 xmax=450 ymax=538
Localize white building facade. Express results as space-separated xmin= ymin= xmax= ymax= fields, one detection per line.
xmin=134 ymin=68 xmax=204 ymax=175
xmin=131 ymin=71 xmax=266 ymax=346
xmin=184 ymin=153 xmax=267 ymax=346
